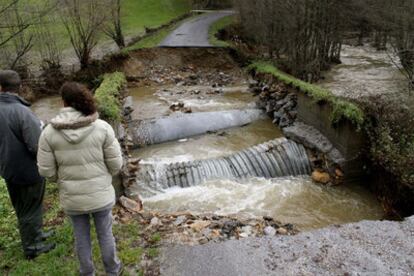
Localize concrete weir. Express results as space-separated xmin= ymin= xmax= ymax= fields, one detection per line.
xmin=129 ymin=109 xmax=265 ymax=147
xmin=135 ymin=138 xmax=312 ymax=189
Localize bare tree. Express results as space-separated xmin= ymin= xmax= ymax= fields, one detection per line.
xmin=0 ymin=1 xmax=31 ymax=48
xmin=61 ymin=0 xmax=107 ymax=69
xmin=0 ymin=0 xmax=56 ymax=71
xmin=35 ymin=14 xmax=62 ymax=71
xmin=0 ymin=2 xmax=35 ymax=70
xmin=103 ymin=0 xmax=126 ymax=49
xmin=235 ymin=0 xmax=345 ymax=81
xmin=391 ymin=1 xmax=414 ymax=92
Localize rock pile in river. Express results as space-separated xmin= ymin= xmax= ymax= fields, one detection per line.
xmin=113 ymin=205 xmax=298 ymax=246
xmin=253 ymin=81 xmax=298 ymax=128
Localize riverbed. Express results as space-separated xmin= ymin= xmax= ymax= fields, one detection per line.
xmin=126 ymin=84 xmax=383 ymax=230
xmin=320 ymin=44 xmax=409 ymax=103
xmin=31 ymin=47 xmax=386 ymax=231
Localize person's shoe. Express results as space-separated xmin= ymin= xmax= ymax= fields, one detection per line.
xmin=25 ymin=242 xmax=56 ymax=260
xmin=39 ymin=230 xmax=55 ymax=241
xmin=34 ymin=230 xmax=55 ymax=243
xmin=117 ymin=263 xmax=124 ymax=276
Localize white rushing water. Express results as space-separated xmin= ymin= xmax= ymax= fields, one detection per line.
xmin=142 ymin=176 xmax=384 ymax=230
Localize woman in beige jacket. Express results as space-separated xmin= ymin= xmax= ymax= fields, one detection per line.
xmin=37 ymin=82 xmax=123 ymax=276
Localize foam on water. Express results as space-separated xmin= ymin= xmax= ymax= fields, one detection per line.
xmin=142 ymin=176 xmax=384 ymax=230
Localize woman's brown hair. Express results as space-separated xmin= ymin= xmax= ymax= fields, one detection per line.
xmin=60 ymin=82 xmax=97 ymax=116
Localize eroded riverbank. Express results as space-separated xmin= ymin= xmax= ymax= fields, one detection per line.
xmin=121 ymin=48 xmax=384 ymax=230
xmin=31 ymin=48 xmax=385 ymax=232
xmin=29 ymin=47 xmax=389 ymax=232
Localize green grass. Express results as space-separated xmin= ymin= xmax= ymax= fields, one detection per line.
xmin=94 ymin=72 xmax=127 ymax=122
xmin=122 ymin=21 xmax=179 ymax=51
xmin=8 ymin=0 xmax=192 ymax=53
xmin=0 ymin=178 xmax=160 ymax=276
xmin=122 ymin=13 xmax=197 ymax=51
xmin=121 ymin=0 xmax=192 ymax=37
xmin=249 ymin=61 xmax=365 ymax=127
xmin=208 ymin=15 xmax=235 ymax=47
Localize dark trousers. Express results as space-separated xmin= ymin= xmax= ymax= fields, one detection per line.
xmin=5 ymin=180 xmax=45 ymax=253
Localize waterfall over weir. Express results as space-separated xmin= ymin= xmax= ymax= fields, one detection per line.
xmin=136 ymin=138 xmax=312 ymax=189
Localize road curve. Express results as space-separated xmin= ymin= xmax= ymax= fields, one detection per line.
xmin=159 ymin=11 xmax=234 ymax=47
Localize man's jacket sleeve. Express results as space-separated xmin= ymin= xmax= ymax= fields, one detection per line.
xmin=21 ymin=109 xmax=42 ymax=157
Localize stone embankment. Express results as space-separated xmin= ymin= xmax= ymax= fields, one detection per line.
xmin=251 ymin=77 xmax=345 ymax=185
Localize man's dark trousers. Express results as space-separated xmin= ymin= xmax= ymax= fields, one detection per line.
xmin=6 ymin=180 xmax=45 ymax=253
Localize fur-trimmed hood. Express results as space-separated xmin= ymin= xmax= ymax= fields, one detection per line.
xmin=51 ymin=107 xmax=99 ymax=144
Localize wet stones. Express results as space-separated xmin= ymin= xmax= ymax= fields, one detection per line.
xmin=253 ymin=82 xmax=297 ymax=129
xmin=284 ymin=122 xmax=346 ymax=185
xmin=123 ymin=96 xmax=134 ymax=121
xmin=113 ymin=210 xmax=298 ymax=246
xmin=119 ymin=196 xmax=143 ymax=213
xmin=311 ymin=170 xmax=331 ymax=184
xmin=113 ymin=92 xmax=144 ymax=208
xmin=283 ymin=122 xmax=346 ymax=168
xmin=264 ymin=226 xmax=276 ymax=236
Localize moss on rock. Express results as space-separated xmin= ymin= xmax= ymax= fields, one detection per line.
xmin=94 ymin=72 xmax=127 ymax=122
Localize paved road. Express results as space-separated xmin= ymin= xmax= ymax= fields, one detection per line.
xmin=161 ymin=216 xmax=414 ymax=276
xmin=159 ymin=11 xmax=234 ymax=47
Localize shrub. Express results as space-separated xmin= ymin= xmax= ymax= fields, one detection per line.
xmin=94 ymin=72 xmax=126 ymax=121
xmin=365 ymin=100 xmax=414 ymax=186
xmin=362 ymin=97 xmax=414 ymax=216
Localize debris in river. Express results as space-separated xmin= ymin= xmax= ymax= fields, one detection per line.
xmin=264 ymin=226 xmax=276 ymax=236
xmin=113 ymin=207 xmax=298 ymax=246
xmin=312 ymin=170 xmax=331 ymax=184
xmin=170 ymin=102 xmax=185 ymax=111
xmin=119 ymin=196 xmax=142 ymax=213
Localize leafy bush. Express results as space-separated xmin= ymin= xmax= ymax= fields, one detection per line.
xmin=249 ymin=61 xmax=365 ymax=127
xmin=94 ymin=72 xmax=126 ymax=121
xmin=365 ymin=101 xmax=414 ymax=186
xmin=360 ymin=97 xmax=414 ymax=215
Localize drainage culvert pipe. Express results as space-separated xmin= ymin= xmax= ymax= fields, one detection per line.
xmin=129 ymin=109 xmax=265 ymax=147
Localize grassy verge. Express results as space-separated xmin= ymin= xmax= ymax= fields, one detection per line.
xmin=0 ymin=178 xmax=160 ymax=275
xmin=94 ymin=72 xmax=127 ymax=122
xmin=122 ymin=0 xmax=191 ymax=37
xmin=122 ymin=21 xmax=181 ymax=51
xmin=122 ymin=13 xmax=197 ymax=51
xmin=249 ymin=61 xmax=365 ymax=127
xmin=208 ymin=15 xmax=235 ymax=47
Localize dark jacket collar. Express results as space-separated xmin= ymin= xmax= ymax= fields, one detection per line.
xmin=0 ymin=92 xmax=31 ymax=107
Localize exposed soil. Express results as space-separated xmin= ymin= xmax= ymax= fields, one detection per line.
xmin=122 ymin=48 xmax=247 ymax=87
xmin=113 ymin=206 xmax=297 ymax=276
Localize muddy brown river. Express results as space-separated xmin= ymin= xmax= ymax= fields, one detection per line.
xmin=31 ymin=45 xmax=394 ymax=230
xmin=126 ymin=84 xmax=383 ymax=230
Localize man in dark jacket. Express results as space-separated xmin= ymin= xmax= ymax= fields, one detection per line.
xmin=0 ymin=70 xmax=55 ymax=259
